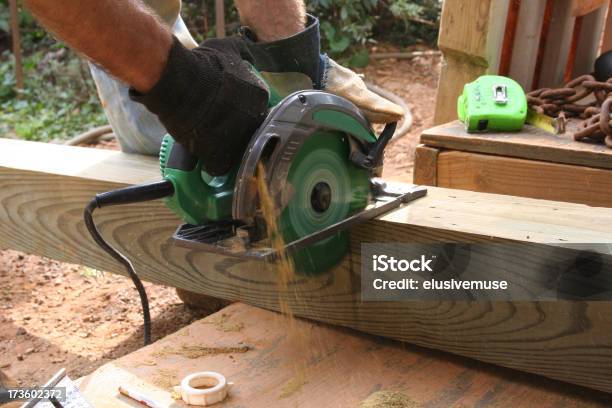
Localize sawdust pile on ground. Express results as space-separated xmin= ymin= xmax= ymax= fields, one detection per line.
xmin=358 ymin=391 xmax=419 ymax=408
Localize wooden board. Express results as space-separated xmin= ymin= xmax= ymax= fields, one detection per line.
xmin=421 ymin=121 xmax=612 ymax=170
xmin=77 ymin=303 xmax=612 ymax=408
xmin=434 ymin=0 xmax=497 ymax=124
xmin=412 ymin=144 xmax=438 ymax=185
xmin=437 ymin=151 xmax=612 ymax=207
xmin=2 ymin=138 xmax=612 ymax=392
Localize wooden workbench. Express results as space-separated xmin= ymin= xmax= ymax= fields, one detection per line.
xmin=414 ymin=121 xmax=612 ymax=207
xmin=77 ymin=303 xmax=612 ymax=408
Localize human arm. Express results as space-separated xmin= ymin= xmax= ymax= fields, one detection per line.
xmin=23 ymin=0 xmax=172 ymax=93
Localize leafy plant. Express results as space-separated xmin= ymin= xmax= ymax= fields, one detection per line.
xmin=308 ymin=0 xmax=440 ymax=66
xmin=0 ymin=49 xmax=107 ymax=142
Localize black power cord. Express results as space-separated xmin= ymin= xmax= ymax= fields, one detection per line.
xmin=83 ymin=180 xmax=174 ymax=345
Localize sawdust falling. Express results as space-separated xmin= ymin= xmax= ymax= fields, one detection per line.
xmin=255 ymin=162 xmax=296 ymax=303
xmin=256 ymin=163 xmax=315 ymax=400
xmin=358 ymin=391 xmax=418 ymax=408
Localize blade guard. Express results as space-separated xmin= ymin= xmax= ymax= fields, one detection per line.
xmin=232 ymin=90 xmax=378 ymax=224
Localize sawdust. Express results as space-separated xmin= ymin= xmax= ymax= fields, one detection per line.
xmin=278 ymin=370 xmax=308 ymax=399
xmin=205 ymin=312 xmax=244 ymax=332
xmin=358 ymin=391 xmax=418 ymax=408
xmin=153 ymin=344 xmax=250 ymax=359
xmin=178 ymin=345 xmax=250 ymax=359
xmin=255 ymin=163 xmax=296 ymax=298
xmin=256 ymin=165 xmax=314 ymax=402
xmin=152 ymin=368 xmax=179 ymax=391
xmin=137 ymin=359 xmax=157 ymax=367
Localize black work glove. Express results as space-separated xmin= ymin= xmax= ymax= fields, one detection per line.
xmin=129 ymin=36 xmax=269 ymax=176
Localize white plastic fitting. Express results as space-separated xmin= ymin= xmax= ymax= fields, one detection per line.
xmin=175 ymin=372 xmax=233 ymax=406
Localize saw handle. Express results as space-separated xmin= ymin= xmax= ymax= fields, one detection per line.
xmin=349 ymin=121 xmax=397 ymax=170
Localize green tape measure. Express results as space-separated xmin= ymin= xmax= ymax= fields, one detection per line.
xmin=457 ymin=75 xmax=527 ymax=132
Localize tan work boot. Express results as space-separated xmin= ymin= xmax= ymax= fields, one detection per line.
xmin=325 ymin=58 xmax=404 ymax=124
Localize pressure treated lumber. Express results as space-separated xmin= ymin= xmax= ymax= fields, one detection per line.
xmin=2 ymin=138 xmax=612 ymax=392
xmin=77 ymin=303 xmax=612 ymax=408
xmin=421 ymin=121 xmax=612 ymax=170
xmin=412 ymin=144 xmax=438 ymax=186
xmin=437 ymin=150 xmax=612 ymax=207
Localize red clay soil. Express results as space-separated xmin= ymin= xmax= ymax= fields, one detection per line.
xmin=0 ymin=52 xmax=440 ymax=388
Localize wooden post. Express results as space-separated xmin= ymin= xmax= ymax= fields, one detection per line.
xmin=433 ymin=0 xmax=506 ymax=125
xmin=215 ymin=0 xmax=226 ymax=38
xmin=8 ymin=0 xmax=24 ymax=90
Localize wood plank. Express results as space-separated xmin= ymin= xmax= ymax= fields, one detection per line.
xmin=2 ymin=138 xmax=612 ymax=392
xmin=77 ymin=303 xmax=612 ymax=408
xmin=421 ymin=121 xmax=612 ymax=170
xmin=437 ymin=151 xmax=612 ymax=207
xmin=413 ymin=144 xmax=438 ymax=185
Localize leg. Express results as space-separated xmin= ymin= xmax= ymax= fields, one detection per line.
xmin=234 ymin=0 xmax=306 ymax=42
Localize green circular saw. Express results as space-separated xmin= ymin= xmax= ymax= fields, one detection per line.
xmin=163 ymin=90 xmax=427 ymax=274
xmin=83 ymin=79 xmax=427 ymax=346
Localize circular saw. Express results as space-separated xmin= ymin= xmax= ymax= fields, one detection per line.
xmin=83 ymin=78 xmax=427 ymax=345
xmin=165 ymin=90 xmax=427 ymax=274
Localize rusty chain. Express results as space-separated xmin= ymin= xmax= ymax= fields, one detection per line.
xmin=527 ymin=75 xmax=612 ymax=148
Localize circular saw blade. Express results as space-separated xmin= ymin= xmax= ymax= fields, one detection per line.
xmin=275 ymin=131 xmax=371 ymax=274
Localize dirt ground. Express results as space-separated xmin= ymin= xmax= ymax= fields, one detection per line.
xmin=0 ymin=52 xmax=440 ymax=388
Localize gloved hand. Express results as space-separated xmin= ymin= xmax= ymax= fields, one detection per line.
xmin=129 ymin=36 xmax=269 ymax=176
xmin=324 ymin=57 xmax=403 ymax=124
xmin=242 ymin=14 xmax=403 ymax=124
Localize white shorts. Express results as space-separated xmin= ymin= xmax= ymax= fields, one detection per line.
xmin=89 ymin=15 xmax=197 ymax=155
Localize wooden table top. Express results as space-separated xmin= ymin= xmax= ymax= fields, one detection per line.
xmin=421 ymin=121 xmax=612 ymax=170
xmin=77 ymin=303 xmax=612 ymax=408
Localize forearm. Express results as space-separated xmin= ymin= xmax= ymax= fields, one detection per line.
xmin=23 ymin=0 xmax=172 ymax=92
xmin=234 ymin=0 xmax=306 ymax=41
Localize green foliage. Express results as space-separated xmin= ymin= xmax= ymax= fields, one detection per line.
xmin=307 ymin=0 xmax=440 ymax=66
xmin=0 ymin=49 xmax=106 ymax=142
xmin=0 ymin=3 xmax=106 ymax=141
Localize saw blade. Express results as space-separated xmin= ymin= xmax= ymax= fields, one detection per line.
xmin=275 ymin=131 xmax=370 ymax=274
